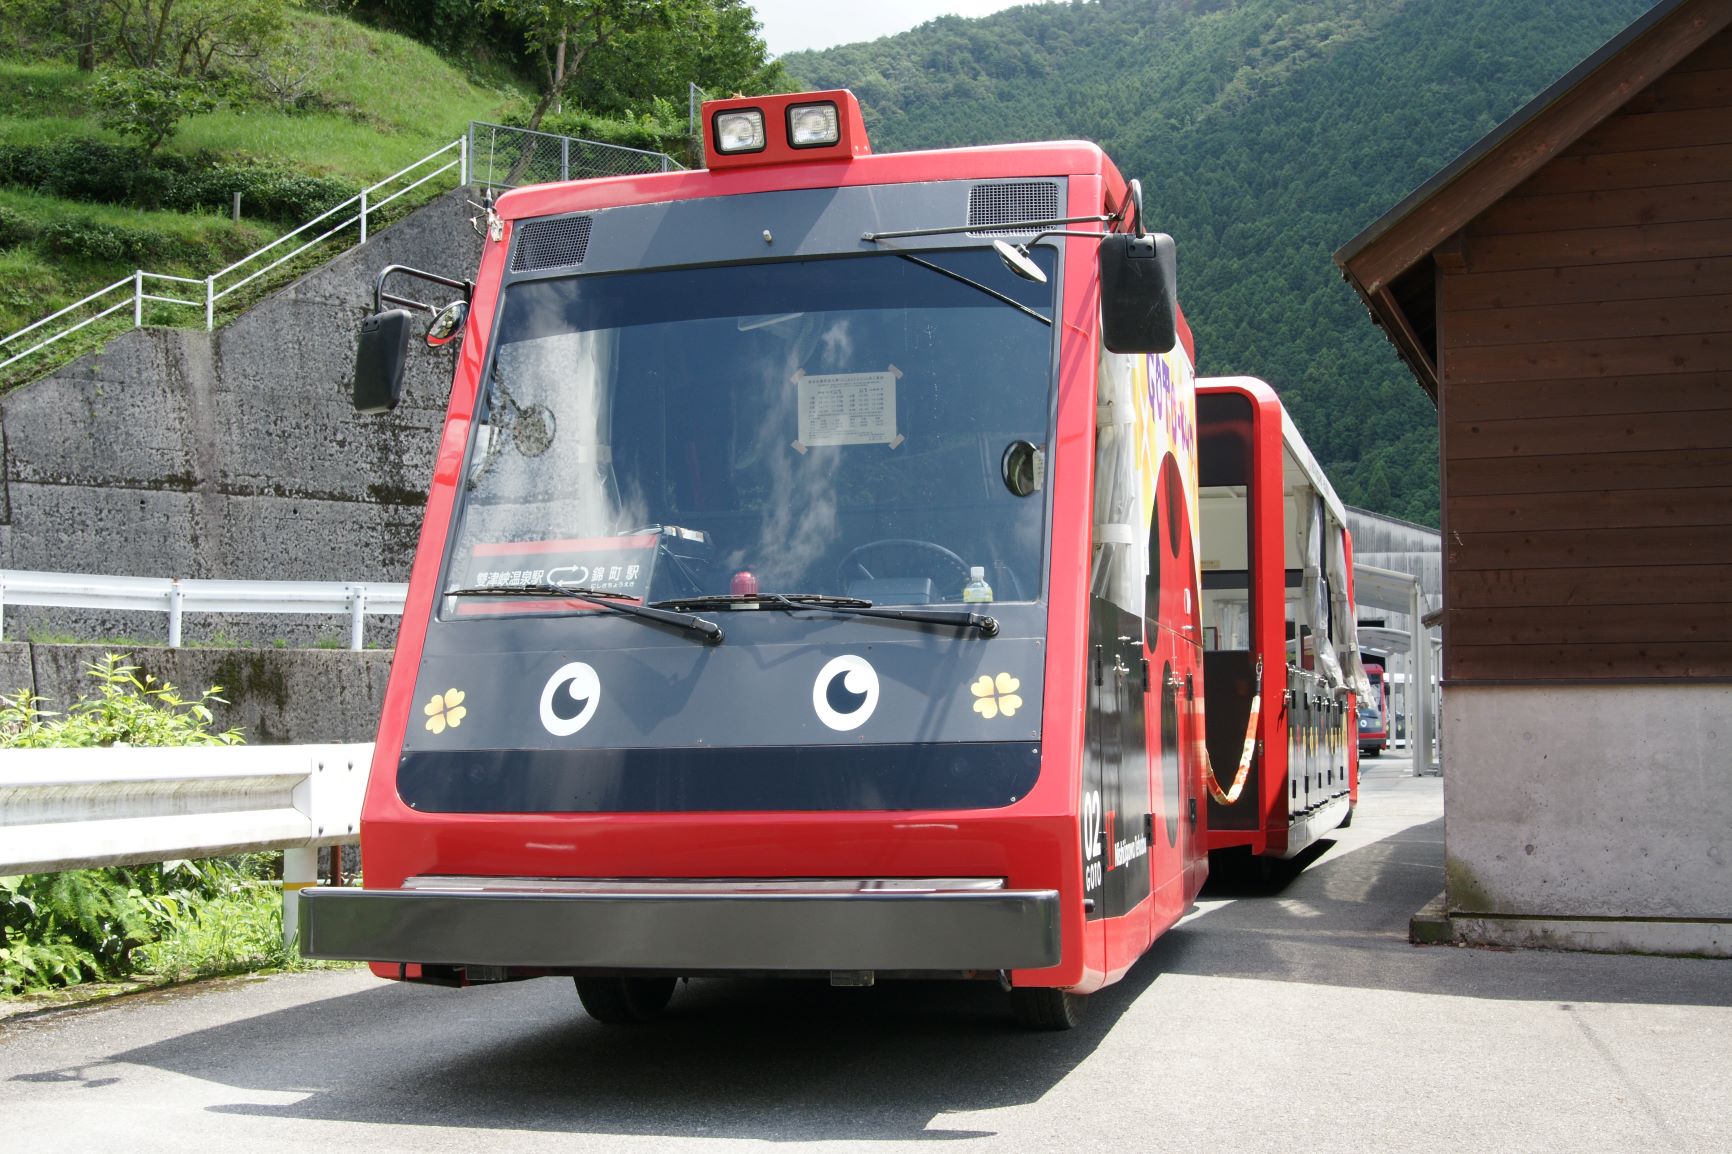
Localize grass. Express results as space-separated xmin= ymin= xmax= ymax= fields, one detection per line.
xmin=0 ymin=9 xmax=526 ymax=391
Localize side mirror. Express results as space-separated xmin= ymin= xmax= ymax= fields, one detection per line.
xmin=353 ymin=308 xmax=412 ymax=414
xmin=1099 ymin=231 xmax=1177 ymax=354
xmin=426 ymin=300 xmax=468 ymax=348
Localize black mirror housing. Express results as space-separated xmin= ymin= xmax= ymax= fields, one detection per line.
xmin=353 ymin=308 xmax=413 ymax=414
xmin=1099 ymin=231 xmax=1178 ymax=355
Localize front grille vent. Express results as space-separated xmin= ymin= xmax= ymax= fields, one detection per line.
xmin=967 ymin=182 xmax=1060 ymax=236
xmin=512 ymin=215 xmax=593 ymax=272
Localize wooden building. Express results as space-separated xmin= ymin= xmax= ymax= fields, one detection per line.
xmin=1335 ymin=0 xmax=1731 ymax=956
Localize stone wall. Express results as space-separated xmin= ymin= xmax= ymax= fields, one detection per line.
xmin=0 ymin=640 xmax=390 ymax=744
xmin=0 ymin=189 xmax=483 ymax=645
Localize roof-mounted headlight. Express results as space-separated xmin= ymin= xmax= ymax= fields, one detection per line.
xmin=714 ymin=109 xmax=766 ymax=154
xmin=786 ymin=102 xmax=840 ymax=149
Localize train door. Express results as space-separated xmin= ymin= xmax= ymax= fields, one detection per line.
xmin=1084 ymin=349 xmax=1154 ymax=970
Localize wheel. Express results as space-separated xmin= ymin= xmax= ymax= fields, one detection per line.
xmin=1010 ymin=986 xmax=1087 ymax=1031
xmin=574 ymin=976 xmax=677 ymax=1023
xmin=837 ymin=538 xmax=970 ymax=596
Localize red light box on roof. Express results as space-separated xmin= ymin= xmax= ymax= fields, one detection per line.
xmin=703 ymin=89 xmax=872 ymax=170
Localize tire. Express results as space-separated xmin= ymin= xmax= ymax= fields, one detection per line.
xmin=574 ymin=976 xmax=677 ymax=1023
xmin=1010 ymin=987 xmax=1087 ymax=1031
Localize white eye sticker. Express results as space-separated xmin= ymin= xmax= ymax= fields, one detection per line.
xmin=812 ymin=654 xmax=879 ymax=732
xmin=539 ymin=661 xmax=601 ymax=736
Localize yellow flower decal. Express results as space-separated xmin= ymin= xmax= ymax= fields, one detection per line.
xmin=423 ymin=688 xmax=467 ymax=734
xmin=971 ymin=672 xmax=1023 ymax=720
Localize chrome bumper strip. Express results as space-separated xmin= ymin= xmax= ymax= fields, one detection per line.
xmin=299 ymin=883 xmax=1061 ymax=971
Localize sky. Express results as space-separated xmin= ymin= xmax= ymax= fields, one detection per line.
xmin=748 ymin=1 xmax=1048 ymax=57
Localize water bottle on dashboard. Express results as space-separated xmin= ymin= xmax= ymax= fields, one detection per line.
xmin=962 ymin=565 xmax=993 ymax=604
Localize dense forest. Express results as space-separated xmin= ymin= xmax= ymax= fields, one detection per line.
xmin=783 ymin=0 xmax=1657 ymax=524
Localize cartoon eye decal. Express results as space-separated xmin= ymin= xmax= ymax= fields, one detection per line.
xmin=539 ymin=661 xmax=601 ymax=736
xmin=812 ymin=655 xmax=879 ymax=732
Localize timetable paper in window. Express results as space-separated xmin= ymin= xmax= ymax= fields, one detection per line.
xmin=795 ymin=369 xmax=902 ymax=448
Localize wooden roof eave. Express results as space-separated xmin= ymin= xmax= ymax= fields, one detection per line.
xmin=1333 ymin=0 xmax=1731 ymax=360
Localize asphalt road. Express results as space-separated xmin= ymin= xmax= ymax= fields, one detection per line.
xmin=3 ymin=756 xmax=1728 ymax=1153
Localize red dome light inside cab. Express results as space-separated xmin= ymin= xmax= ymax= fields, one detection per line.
xmin=704 ymin=90 xmax=872 ymax=170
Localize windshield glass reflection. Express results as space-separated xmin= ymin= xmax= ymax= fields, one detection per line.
xmin=443 ymin=248 xmax=1056 ymax=619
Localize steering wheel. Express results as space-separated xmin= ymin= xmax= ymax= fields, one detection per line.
xmin=837 ymin=538 xmax=972 ymax=597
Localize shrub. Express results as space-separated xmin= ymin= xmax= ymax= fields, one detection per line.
xmin=90 ymin=69 xmax=217 ymax=154
xmin=0 ymin=206 xmax=36 ymax=250
xmin=0 ymin=141 xmax=353 ymax=224
xmin=38 ymin=218 xmax=163 ymax=264
xmin=0 ymin=656 xmax=263 ymax=997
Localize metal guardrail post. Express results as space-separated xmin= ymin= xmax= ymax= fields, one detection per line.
xmin=167 ymin=581 xmax=184 ymax=647
xmin=349 ymin=586 xmax=366 ymax=651
xmin=562 ymin=137 xmax=570 ymax=182
xmin=134 ymin=270 xmax=143 ymax=327
xmin=282 ymin=845 xmax=319 ymax=952
xmin=459 ymin=131 xmax=469 ymax=186
xmin=205 ymin=275 xmax=214 ymax=331
xmin=359 ymin=188 xmax=368 ymax=245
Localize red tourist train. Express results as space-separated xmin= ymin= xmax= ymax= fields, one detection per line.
xmin=1358 ymin=662 xmax=1390 ymax=757
xmin=301 ymin=89 xmax=1363 ymax=1029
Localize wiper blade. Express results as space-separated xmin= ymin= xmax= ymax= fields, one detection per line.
xmin=894 ymin=253 xmax=1051 ymax=326
xmin=652 ymin=592 xmax=998 ymax=637
xmin=651 ymin=593 xmax=873 ymax=610
xmin=446 ymin=582 xmax=723 ymax=644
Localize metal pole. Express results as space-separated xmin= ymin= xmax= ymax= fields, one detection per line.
xmin=459 ymin=132 xmax=468 ymax=187
xmin=349 ymin=587 xmax=365 ymax=651
xmin=167 ymin=583 xmax=184 ymax=647
xmin=282 ymin=846 xmax=318 ymax=952
xmin=1410 ymin=580 xmax=1430 ymax=775
xmin=134 ymin=270 xmax=143 ymax=327
xmin=359 ymin=188 xmax=368 ymax=245
xmin=205 ymin=276 xmax=214 ymax=331
xmin=561 ymin=137 xmax=570 ymax=183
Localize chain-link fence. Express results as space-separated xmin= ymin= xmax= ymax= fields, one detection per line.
xmin=467 ymin=122 xmax=684 ymax=190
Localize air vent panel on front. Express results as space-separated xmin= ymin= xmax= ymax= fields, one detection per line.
xmin=967 ymin=182 xmax=1060 ymax=236
xmin=512 ymin=215 xmax=593 ymax=272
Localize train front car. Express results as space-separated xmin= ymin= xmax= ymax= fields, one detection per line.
xmin=1196 ymin=378 xmax=1366 ymax=869
xmin=300 ymin=90 xmax=1205 ymax=1029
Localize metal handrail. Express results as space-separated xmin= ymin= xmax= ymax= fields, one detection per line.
xmin=0 ymin=569 xmax=408 ymax=650
xmin=1 ymin=122 xmax=687 ymax=380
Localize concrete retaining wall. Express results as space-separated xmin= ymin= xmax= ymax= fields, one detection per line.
xmin=0 ymin=189 xmax=482 ymax=646
xmin=0 ymin=641 xmax=390 ymax=745
xmin=1443 ymin=683 xmax=1731 ymax=956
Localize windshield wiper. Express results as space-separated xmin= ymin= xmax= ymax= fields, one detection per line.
xmin=446 ymin=582 xmax=723 ymax=644
xmin=651 ymin=592 xmax=998 ymax=638
xmin=893 ymin=253 xmax=1051 ymax=326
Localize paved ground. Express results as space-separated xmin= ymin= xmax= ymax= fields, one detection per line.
xmin=2 ymin=757 xmax=1728 ymax=1153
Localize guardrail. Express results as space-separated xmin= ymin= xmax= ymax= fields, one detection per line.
xmin=0 ymin=570 xmax=407 ymax=650
xmin=0 ymin=742 xmax=373 ymax=948
xmin=0 ymin=139 xmax=467 ymax=376
xmin=2 ymin=123 xmax=687 ymax=380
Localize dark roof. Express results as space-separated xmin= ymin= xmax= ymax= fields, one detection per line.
xmin=1335 ymin=0 xmax=1690 ymax=267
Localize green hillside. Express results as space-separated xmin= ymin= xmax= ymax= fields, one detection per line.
xmin=784 ymin=0 xmax=1657 ymax=525
xmin=0 ymin=9 xmax=526 ymax=388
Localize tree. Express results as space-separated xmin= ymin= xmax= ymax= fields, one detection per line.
xmin=482 ymin=0 xmax=673 ymax=135
xmin=90 ymin=66 xmax=215 ymax=152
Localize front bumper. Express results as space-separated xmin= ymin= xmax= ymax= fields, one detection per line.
xmin=299 ymin=878 xmax=1061 ymax=972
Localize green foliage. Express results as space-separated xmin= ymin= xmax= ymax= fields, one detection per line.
xmin=0 ymin=656 xmax=272 ymax=997
xmin=0 ymin=140 xmax=358 ymax=223
xmin=91 ymin=67 xmax=217 ymax=152
xmin=786 ymin=0 xmax=1658 ymax=525
xmin=0 ymin=653 xmax=243 ymax=748
xmin=0 ymin=205 xmax=36 ymax=249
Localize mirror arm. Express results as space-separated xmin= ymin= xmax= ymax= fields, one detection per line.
xmin=372 ymin=264 xmax=474 ymax=314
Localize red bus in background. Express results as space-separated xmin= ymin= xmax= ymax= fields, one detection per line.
xmin=1359 ymin=662 xmax=1390 ymax=757
xmin=1195 ymin=378 xmax=1368 ymax=867
xmin=301 ymin=89 xmax=1213 ymax=1029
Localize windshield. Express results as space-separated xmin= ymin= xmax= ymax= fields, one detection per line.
xmin=442 ymin=248 xmax=1057 ymax=617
